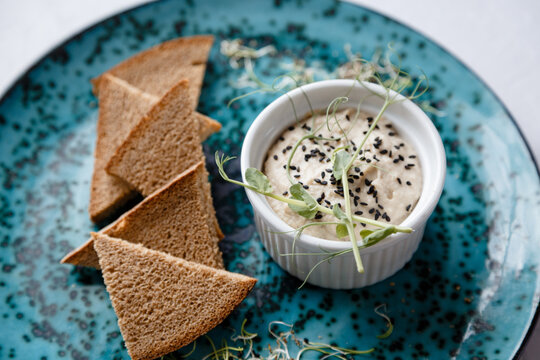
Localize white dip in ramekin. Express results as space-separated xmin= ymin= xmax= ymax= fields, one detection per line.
xmin=241 ymin=79 xmax=446 ymax=289
xmin=263 ymin=108 xmax=422 ymax=241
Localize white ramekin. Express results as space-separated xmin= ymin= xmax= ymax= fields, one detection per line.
xmin=240 ymin=79 xmax=446 ymax=289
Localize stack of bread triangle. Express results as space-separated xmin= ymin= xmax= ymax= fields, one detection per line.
xmin=61 ymin=35 xmax=256 ymax=360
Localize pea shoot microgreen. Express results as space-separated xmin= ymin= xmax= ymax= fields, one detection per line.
xmin=180 ymin=319 xmax=380 ymax=359
xmin=218 ymin=40 xmax=429 ymax=284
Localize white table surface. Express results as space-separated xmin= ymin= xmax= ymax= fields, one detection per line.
xmin=1 ymin=0 xmax=538 ymax=358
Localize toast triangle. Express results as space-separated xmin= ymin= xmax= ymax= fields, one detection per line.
xmin=92 ymin=35 xmax=214 ymax=105
xmin=93 ymin=233 xmax=256 ymax=360
xmin=63 ymin=161 xmax=224 ymax=268
xmin=89 ymin=74 xmax=157 ymax=223
xmin=106 ymin=79 xmax=204 ymax=196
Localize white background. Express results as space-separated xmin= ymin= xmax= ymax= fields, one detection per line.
xmin=0 ymin=0 xmax=538 ymax=358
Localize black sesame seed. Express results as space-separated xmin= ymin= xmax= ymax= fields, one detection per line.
xmin=388 ymin=132 xmax=395 ymax=136
xmin=321 ymin=181 xmax=328 ymax=185
xmin=354 ymin=211 xmax=364 ymax=215
xmin=397 ymin=177 xmax=402 ymax=185
xmin=303 ymin=185 xmax=309 ymax=189
xmin=288 ymin=126 xmax=295 ymax=131
xmin=273 ymin=155 xmax=278 ymax=160
xmin=294 ymin=175 xmax=301 ymax=178
xmin=302 ymin=145 xmax=307 ymax=152
xmin=406 ymin=204 xmax=412 ymax=211
xmin=406 ymin=181 xmax=412 ymax=186
xmin=407 ymin=163 xmax=415 ymax=167
xmin=369 ymin=208 xmax=375 ymax=214
xmin=409 ymin=155 xmax=417 ymax=158
xmin=355 ymin=187 xmax=361 ymax=193
xmin=279 ymin=136 xmax=285 ymax=141
xmin=286 ymin=145 xmax=293 ymax=150
xmin=314 ymin=213 xmax=323 ymax=220
xmin=393 ymin=159 xmax=400 ymax=164
xmin=283 ymin=191 xmax=288 ymax=196
xmin=365 ymin=179 xmax=372 ymax=186
xmin=360 ymin=202 xmax=368 ymax=206
xmin=326 ymin=168 xmax=332 ymax=173
xmin=321 ymin=172 xmax=326 ymax=179
xmin=380 ymin=149 xmax=388 ymax=154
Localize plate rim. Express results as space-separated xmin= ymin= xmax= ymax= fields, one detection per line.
xmin=0 ymin=0 xmax=538 ymax=358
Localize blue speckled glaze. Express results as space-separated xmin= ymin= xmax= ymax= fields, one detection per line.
xmin=1 ymin=0 xmax=539 ymax=359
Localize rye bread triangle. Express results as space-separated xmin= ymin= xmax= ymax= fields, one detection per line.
xmin=106 ymin=79 xmax=205 ymax=196
xmin=92 ymin=35 xmax=214 ymax=105
xmin=62 ymin=161 xmax=224 ymax=269
xmin=93 ymin=233 xmax=256 ymax=360
xmin=89 ymin=74 xmax=157 ymax=223
xmin=88 ymin=75 xmax=220 ymax=223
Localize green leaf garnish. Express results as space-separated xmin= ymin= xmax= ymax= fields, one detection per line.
xmin=360 ymin=229 xmax=374 ymax=239
xmin=245 ymin=167 xmax=273 ymax=194
xmin=336 ymin=223 xmax=357 ymax=238
xmin=335 ymin=223 xmax=349 ymax=238
xmin=332 ymin=204 xmax=347 ymax=220
xmin=363 ymin=226 xmax=397 ymax=245
xmin=332 ymin=149 xmax=351 ymax=181
xmin=288 ymin=183 xmax=318 ymax=219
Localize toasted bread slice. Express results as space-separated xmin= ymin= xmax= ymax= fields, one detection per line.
xmin=92 ymin=35 xmax=214 ymax=106
xmin=93 ymin=233 xmax=256 ymax=360
xmin=106 ymin=79 xmax=203 ymax=196
xmin=89 ymin=75 xmax=220 ymax=223
xmin=89 ymin=74 xmax=158 ymax=223
xmin=62 ymin=161 xmax=224 ymax=269
xmin=195 ymin=112 xmax=222 ymax=141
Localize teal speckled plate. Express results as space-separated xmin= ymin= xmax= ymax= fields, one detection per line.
xmin=1 ymin=1 xmax=539 ymax=359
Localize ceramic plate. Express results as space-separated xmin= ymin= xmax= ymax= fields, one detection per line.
xmin=1 ymin=0 xmax=539 ymax=359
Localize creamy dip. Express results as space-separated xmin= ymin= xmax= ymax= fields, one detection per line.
xmin=263 ymin=108 xmax=422 ymax=241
